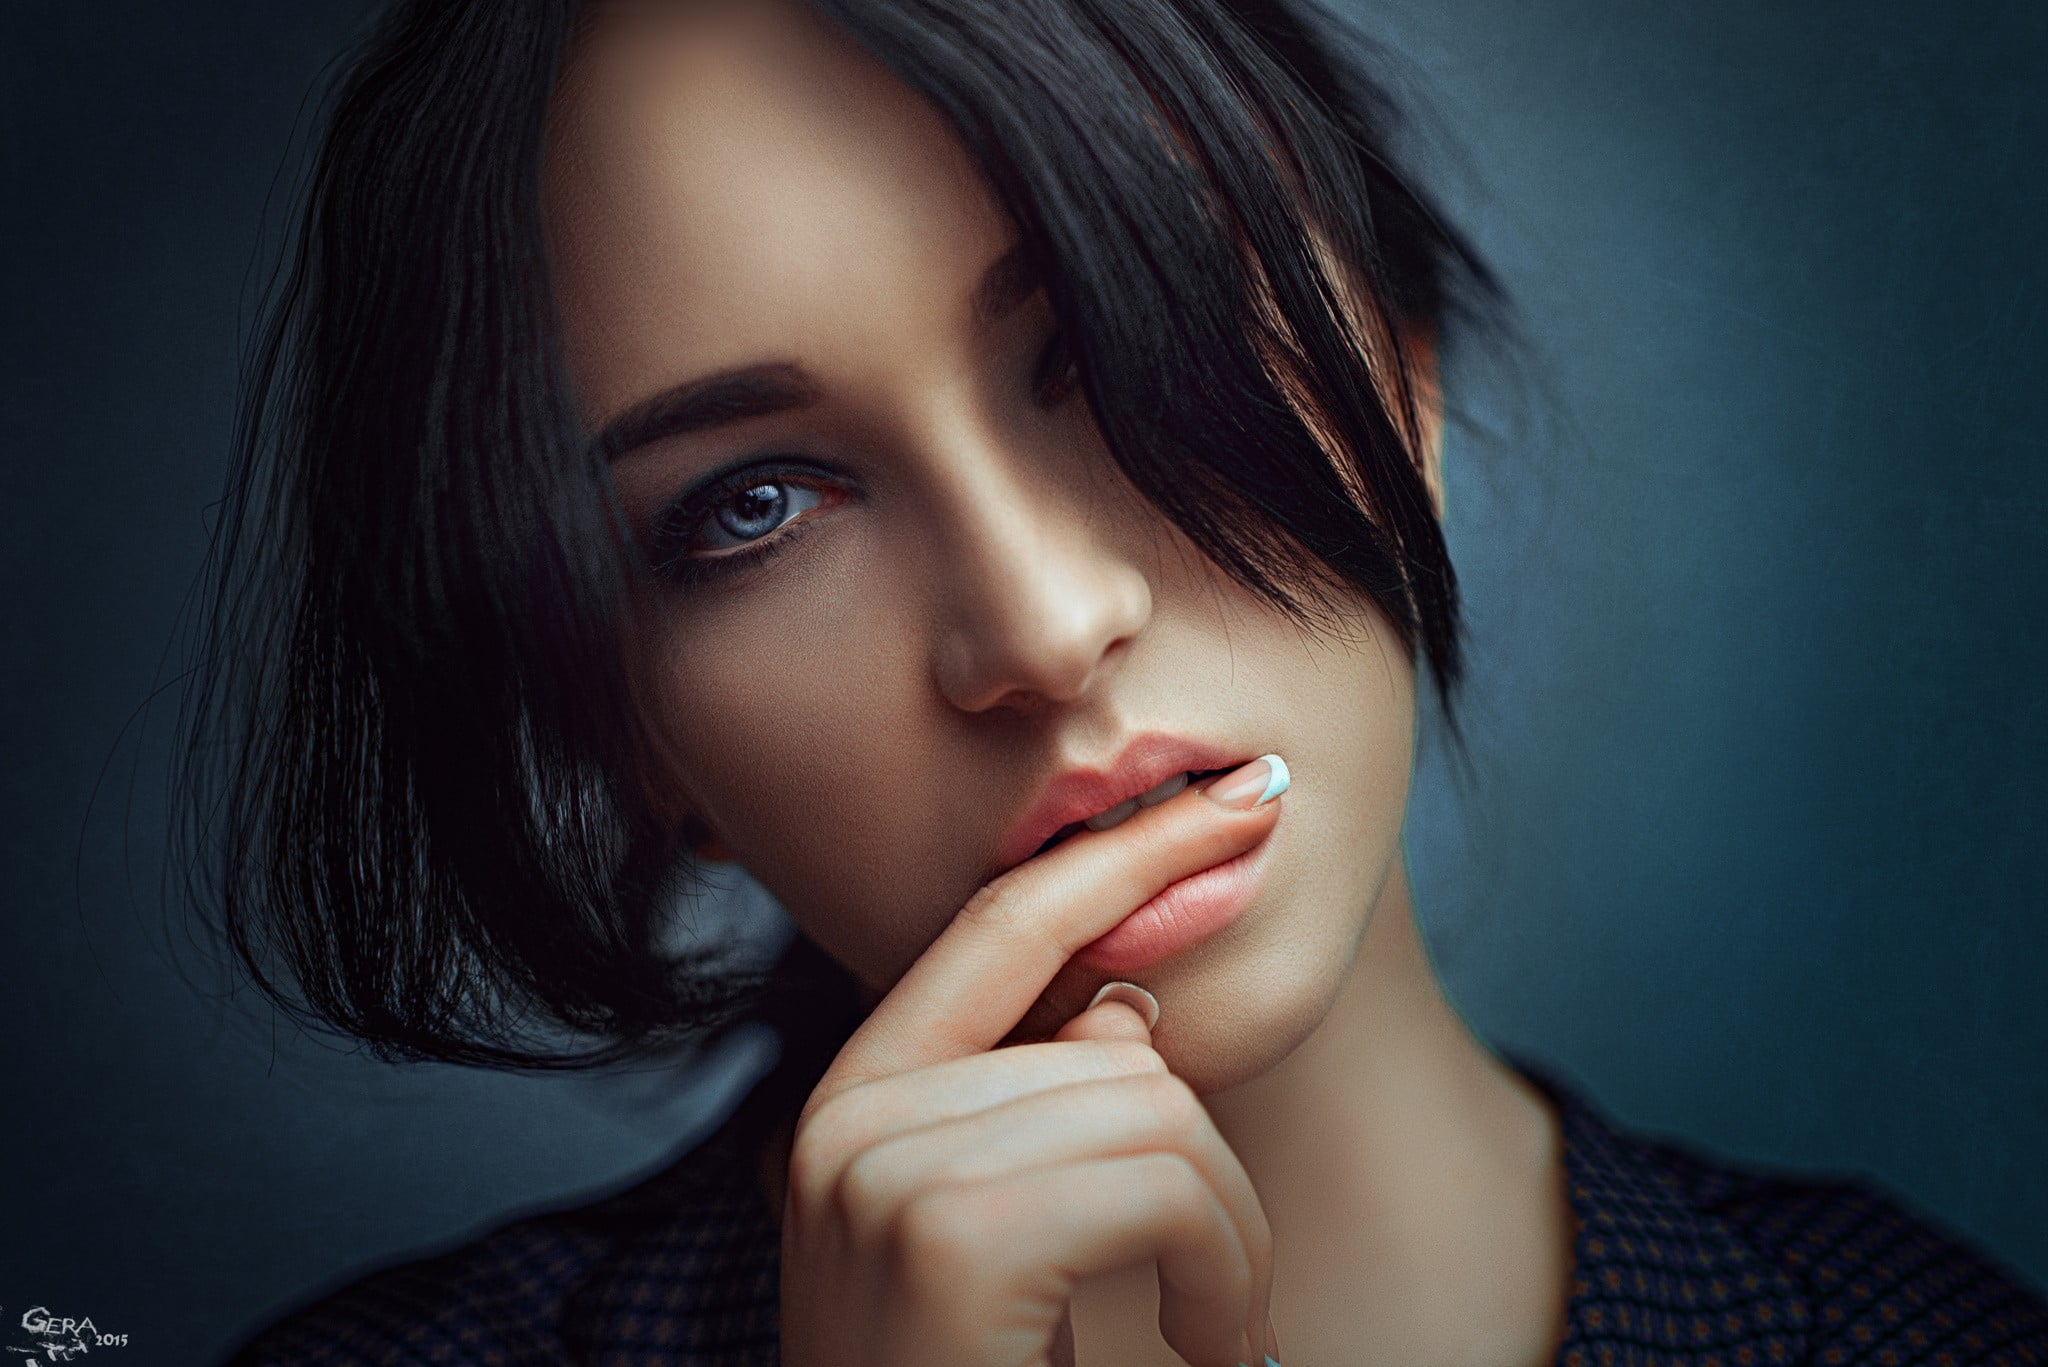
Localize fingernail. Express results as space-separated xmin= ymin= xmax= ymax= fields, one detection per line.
xmin=1203 ymin=754 xmax=1289 ymax=810
xmin=1237 ymin=1331 xmax=1282 ymax=1367
xmin=1086 ymin=980 xmax=1160 ymax=1029
xmin=1265 ymin=1310 xmax=1281 ymax=1366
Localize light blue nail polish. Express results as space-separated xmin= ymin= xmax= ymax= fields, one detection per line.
xmin=1251 ymin=753 xmax=1289 ymax=806
xmin=1266 ymin=1356 xmax=1283 ymax=1367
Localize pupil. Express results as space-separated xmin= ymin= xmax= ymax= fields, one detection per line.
xmin=719 ymin=483 xmax=786 ymax=540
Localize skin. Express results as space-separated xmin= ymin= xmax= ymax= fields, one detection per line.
xmin=542 ymin=1 xmax=1576 ymax=1363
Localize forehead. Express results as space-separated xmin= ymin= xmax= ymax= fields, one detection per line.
xmin=541 ymin=0 xmax=1017 ymax=422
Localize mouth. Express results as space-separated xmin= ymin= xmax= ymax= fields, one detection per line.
xmin=1076 ymin=816 xmax=1279 ymax=974
xmin=990 ymin=733 xmax=1256 ymax=882
xmin=1029 ymin=766 xmax=1238 ymax=859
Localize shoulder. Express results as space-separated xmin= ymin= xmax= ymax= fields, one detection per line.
xmin=222 ymin=1127 xmax=781 ymax=1367
xmin=1690 ymin=1158 xmax=2048 ymax=1365
xmin=1514 ymin=1055 xmax=2048 ymax=1367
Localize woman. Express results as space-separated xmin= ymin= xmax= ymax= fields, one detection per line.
xmin=187 ymin=0 xmax=2048 ymax=1363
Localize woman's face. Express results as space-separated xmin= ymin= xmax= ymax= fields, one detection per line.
xmin=544 ymin=0 xmax=1421 ymax=1094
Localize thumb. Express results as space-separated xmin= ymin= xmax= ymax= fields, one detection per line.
xmin=1053 ymin=981 xmax=1159 ymax=1047
xmin=1047 ymin=982 xmax=1157 ymax=1367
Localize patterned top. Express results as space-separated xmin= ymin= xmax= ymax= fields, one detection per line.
xmin=224 ymin=1053 xmax=2048 ymax=1367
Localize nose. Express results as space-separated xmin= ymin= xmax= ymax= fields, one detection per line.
xmin=929 ymin=434 xmax=1154 ymax=715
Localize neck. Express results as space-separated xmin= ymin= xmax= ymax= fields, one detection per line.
xmin=1204 ymin=859 xmax=1528 ymax=1172
xmin=1199 ymin=859 xmax=1577 ymax=1366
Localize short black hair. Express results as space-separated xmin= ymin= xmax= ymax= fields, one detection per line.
xmin=175 ymin=0 xmax=1506 ymax=1070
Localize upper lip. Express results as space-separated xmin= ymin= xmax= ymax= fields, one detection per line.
xmin=990 ymin=731 xmax=1250 ymax=881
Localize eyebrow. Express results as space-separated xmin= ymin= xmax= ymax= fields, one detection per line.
xmin=594 ymin=243 xmax=1044 ymax=462
xmin=593 ymin=364 xmax=820 ymax=461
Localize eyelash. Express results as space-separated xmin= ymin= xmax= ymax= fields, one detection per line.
xmin=650 ymin=462 xmax=844 ymax=590
xmin=650 ymin=329 xmax=1081 ymax=591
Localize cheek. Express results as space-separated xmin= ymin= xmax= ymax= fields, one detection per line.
xmin=641 ymin=591 xmax=965 ymax=989
xmin=1308 ymin=606 xmax=1417 ymax=918
xmin=1320 ymin=608 xmax=1417 ymax=827
xmin=1148 ymin=602 xmax=1417 ymax=1093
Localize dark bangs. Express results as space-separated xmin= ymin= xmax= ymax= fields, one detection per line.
xmin=823 ymin=0 xmax=1498 ymax=686
xmin=176 ymin=0 xmax=1503 ymax=1071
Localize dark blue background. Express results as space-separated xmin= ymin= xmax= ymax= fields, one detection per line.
xmin=3 ymin=2 xmax=2042 ymax=1362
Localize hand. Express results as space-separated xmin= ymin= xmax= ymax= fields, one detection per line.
xmin=778 ymin=757 xmax=1288 ymax=1367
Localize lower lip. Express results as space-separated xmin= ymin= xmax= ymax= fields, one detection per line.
xmin=1075 ymin=826 xmax=1279 ymax=974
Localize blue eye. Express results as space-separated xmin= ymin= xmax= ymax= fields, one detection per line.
xmin=692 ymin=476 xmax=824 ymax=550
xmin=650 ymin=463 xmax=844 ymax=589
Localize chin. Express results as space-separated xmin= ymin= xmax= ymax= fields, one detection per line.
xmin=1148 ymin=934 xmax=1357 ymax=1095
xmin=1143 ymin=830 xmax=1391 ymax=1096
xmin=1180 ymin=806 xmax=1402 ymax=1093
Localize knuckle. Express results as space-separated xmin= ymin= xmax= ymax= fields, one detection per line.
xmin=787 ymin=1091 xmax=879 ymax=1216
xmin=958 ymin=880 xmax=1066 ymax=966
xmin=1137 ymin=1070 xmax=1204 ymax=1137
xmin=1095 ymin=1038 xmax=1169 ymax=1076
xmin=792 ymin=1087 xmax=845 ymax=1142
xmin=783 ymin=1130 xmax=840 ymax=1215
xmin=1137 ymin=1151 xmax=1209 ymax=1226
xmin=957 ymin=879 xmax=1029 ymax=935
xmin=833 ymin=1147 xmax=903 ymax=1236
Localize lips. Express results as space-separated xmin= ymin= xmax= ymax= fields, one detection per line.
xmin=990 ymin=732 xmax=1253 ymax=881
xmin=1032 ymin=766 xmax=1235 ymax=857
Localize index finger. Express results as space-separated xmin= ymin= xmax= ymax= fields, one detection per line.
xmin=811 ymin=755 xmax=1287 ymax=1108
